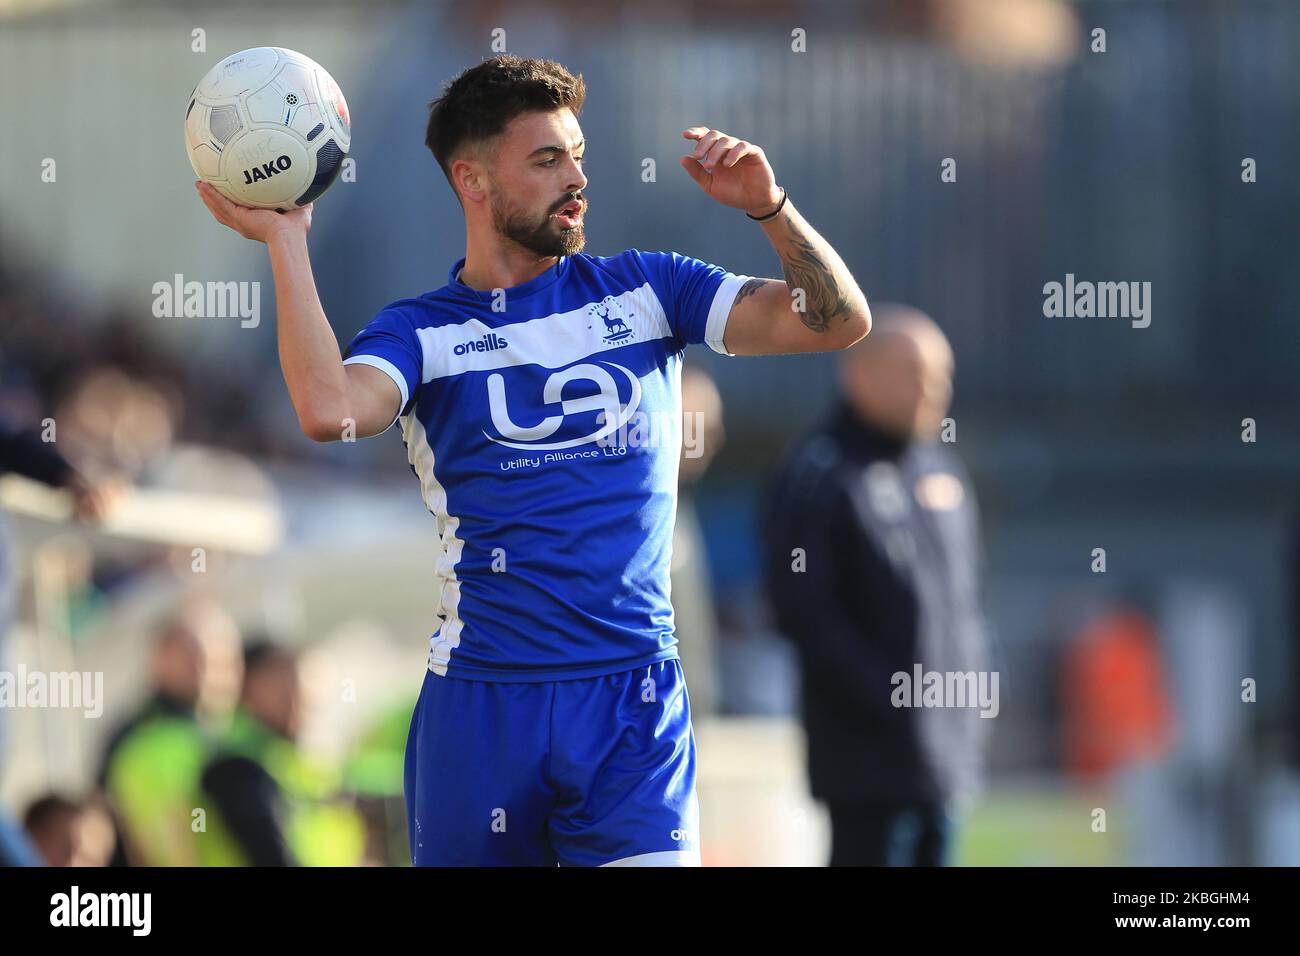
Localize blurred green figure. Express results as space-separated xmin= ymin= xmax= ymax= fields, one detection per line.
xmin=197 ymin=640 xmax=364 ymax=866
xmin=99 ymin=600 xmax=242 ymax=866
xmin=344 ymin=696 xmax=418 ymax=866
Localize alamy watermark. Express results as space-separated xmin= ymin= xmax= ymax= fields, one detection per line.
xmin=152 ymin=273 xmax=260 ymax=328
xmin=595 ymin=409 xmax=705 ymax=457
xmin=50 ymin=886 xmax=150 ymax=936
xmin=890 ymin=665 xmax=999 ymax=718
xmin=1042 ymin=274 xmax=1151 ymax=328
xmin=0 ymin=665 xmax=104 ymax=718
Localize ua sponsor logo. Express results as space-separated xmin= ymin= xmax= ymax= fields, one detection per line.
xmin=485 ymin=362 xmax=642 ymax=451
xmin=242 ymin=155 xmax=292 ymax=184
xmin=453 ymin=332 xmax=509 ymax=356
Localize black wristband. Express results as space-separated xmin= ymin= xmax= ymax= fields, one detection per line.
xmin=746 ymin=187 xmax=787 ymax=222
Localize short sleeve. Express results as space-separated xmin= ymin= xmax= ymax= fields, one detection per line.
xmin=634 ymin=250 xmax=753 ymax=355
xmin=341 ymin=307 xmax=425 ymax=431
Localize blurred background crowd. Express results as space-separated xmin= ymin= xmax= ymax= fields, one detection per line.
xmin=2 ymin=0 xmax=1299 ymax=865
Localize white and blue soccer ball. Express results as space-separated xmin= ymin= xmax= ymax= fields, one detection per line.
xmin=184 ymin=46 xmax=351 ymax=211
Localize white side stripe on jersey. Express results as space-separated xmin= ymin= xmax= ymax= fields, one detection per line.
xmin=401 ymin=408 xmax=466 ymax=676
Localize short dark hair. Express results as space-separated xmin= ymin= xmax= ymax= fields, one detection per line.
xmin=425 ymin=55 xmax=587 ymax=195
xmin=24 ymin=793 xmax=82 ymax=833
xmin=241 ymin=637 xmax=296 ymax=681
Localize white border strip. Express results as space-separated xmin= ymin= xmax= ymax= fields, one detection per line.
xmin=599 ymin=849 xmax=702 ymax=867
xmin=343 ymin=354 xmax=410 ymax=432
xmin=704 ymin=274 xmax=752 ymax=356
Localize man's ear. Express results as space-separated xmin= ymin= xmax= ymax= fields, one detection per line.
xmin=451 ymin=156 xmax=486 ymax=204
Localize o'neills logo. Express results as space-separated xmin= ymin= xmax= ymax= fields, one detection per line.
xmin=242 ymin=155 xmax=292 ymax=184
xmin=454 ymin=332 xmax=509 ymax=356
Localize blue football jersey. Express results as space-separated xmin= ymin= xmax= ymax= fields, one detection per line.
xmin=342 ymin=250 xmax=752 ymax=681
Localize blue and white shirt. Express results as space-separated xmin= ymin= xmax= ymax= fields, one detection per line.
xmin=342 ymin=250 xmax=751 ymax=681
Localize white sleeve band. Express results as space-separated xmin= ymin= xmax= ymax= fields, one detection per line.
xmin=343 ymin=354 xmax=410 ymax=430
xmin=704 ymin=273 xmax=753 ymax=356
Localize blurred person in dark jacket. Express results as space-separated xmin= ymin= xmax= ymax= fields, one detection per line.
xmin=197 ymin=641 xmax=364 ymax=866
xmin=761 ymin=305 xmax=993 ymax=866
xmin=97 ymin=600 xmax=243 ymax=866
xmin=671 ymin=366 xmax=725 ymax=717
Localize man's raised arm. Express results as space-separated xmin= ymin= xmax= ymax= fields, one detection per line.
xmin=194 ymin=181 xmax=400 ymax=442
xmin=679 ymin=127 xmax=871 ymax=356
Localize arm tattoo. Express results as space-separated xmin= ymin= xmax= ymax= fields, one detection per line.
xmin=733 ymin=277 xmax=770 ymax=306
xmin=774 ymin=216 xmax=856 ymax=334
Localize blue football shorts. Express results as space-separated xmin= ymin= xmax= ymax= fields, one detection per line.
xmin=403 ymin=658 xmax=700 ymax=866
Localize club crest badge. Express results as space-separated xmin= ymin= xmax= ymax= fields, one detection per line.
xmin=591 ymin=296 xmax=636 ymax=345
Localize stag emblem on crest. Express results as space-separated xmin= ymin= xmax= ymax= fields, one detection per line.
xmin=590 ymin=296 xmax=636 ymax=344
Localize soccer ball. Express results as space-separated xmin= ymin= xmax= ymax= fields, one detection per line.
xmin=184 ymin=47 xmax=351 ymax=211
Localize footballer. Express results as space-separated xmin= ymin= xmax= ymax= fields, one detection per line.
xmin=195 ymin=54 xmax=871 ymax=866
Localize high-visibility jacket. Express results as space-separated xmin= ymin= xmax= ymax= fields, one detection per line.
xmin=198 ymin=710 xmax=364 ymax=867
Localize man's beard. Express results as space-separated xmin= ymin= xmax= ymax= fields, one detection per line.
xmin=491 ymin=194 xmax=586 ymax=258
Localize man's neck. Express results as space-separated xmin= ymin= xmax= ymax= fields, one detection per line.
xmin=458 ymin=241 xmax=560 ymax=291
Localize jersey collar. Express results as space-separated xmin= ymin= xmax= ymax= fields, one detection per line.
xmin=446 ymin=254 xmax=569 ymax=302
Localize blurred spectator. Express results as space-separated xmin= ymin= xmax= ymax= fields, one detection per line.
xmin=1 ymin=416 xmax=117 ymax=862
xmin=1061 ymin=606 xmax=1174 ymax=781
xmin=197 ymin=641 xmax=364 ymax=866
xmin=98 ymin=599 xmax=243 ymax=866
xmin=1291 ymin=509 xmax=1300 ymax=770
xmin=671 ymin=365 xmax=725 ymax=718
xmin=0 ymin=418 xmax=116 ymax=521
xmin=344 ymin=697 xmax=417 ymax=866
xmin=23 ymin=793 xmax=115 ymax=867
xmin=761 ymin=305 xmax=992 ymax=866
xmin=0 ymin=252 xmax=289 ymax=467
xmin=0 ymin=416 xmax=117 ymax=663
xmin=53 ymin=366 xmax=177 ymax=478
